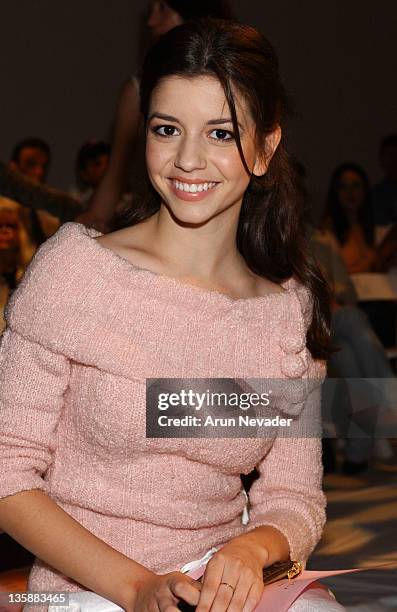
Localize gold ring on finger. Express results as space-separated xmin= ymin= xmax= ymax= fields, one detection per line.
xmin=220 ymin=582 xmax=235 ymax=591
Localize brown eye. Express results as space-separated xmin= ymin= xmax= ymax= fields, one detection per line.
xmin=209 ymin=129 xmax=234 ymax=141
xmin=153 ymin=125 xmax=179 ymax=137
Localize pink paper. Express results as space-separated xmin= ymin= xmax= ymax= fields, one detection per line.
xmin=187 ymin=562 xmax=396 ymax=612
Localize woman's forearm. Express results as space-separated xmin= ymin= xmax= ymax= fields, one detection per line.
xmin=241 ymin=525 xmax=290 ymax=566
xmin=0 ymin=489 xmax=150 ymax=611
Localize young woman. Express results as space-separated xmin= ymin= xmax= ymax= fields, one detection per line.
xmin=0 ymin=20 xmax=343 ymax=612
xmin=324 ymin=163 xmax=378 ymax=274
xmin=324 ymin=162 xmax=397 ymax=345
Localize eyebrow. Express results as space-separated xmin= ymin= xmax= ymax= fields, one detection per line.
xmin=148 ymin=112 xmax=243 ymax=129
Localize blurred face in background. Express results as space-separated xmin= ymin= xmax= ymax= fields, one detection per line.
xmin=80 ymin=154 xmax=110 ymax=188
xmin=337 ymin=169 xmax=366 ymax=216
xmin=10 ymin=147 xmax=49 ymax=183
xmin=0 ymin=211 xmax=19 ymax=251
xmin=147 ymin=0 xmax=183 ymax=38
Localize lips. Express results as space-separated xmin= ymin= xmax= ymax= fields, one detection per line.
xmin=167 ymin=177 xmax=220 ymax=202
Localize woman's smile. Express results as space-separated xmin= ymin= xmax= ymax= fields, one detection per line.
xmin=167 ymin=176 xmax=221 ymax=201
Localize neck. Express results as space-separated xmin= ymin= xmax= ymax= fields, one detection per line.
xmin=139 ymin=203 xmax=247 ymax=281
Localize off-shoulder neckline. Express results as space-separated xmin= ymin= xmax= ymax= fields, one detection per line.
xmin=67 ymin=222 xmax=304 ymax=305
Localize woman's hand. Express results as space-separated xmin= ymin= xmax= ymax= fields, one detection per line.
xmin=195 ymin=536 xmax=266 ymax=612
xmin=131 ymin=571 xmax=201 ymax=612
xmin=196 ymin=526 xmax=290 ymax=612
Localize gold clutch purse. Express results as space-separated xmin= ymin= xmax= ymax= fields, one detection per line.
xmin=262 ymin=560 xmax=303 ymax=585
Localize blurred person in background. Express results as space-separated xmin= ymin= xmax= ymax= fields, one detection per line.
xmin=0 ymin=199 xmax=36 ymax=333
xmin=9 ymin=138 xmax=50 ymax=184
xmin=324 ymin=163 xmax=378 ymax=274
xmin=0 ymin=159 xmax=83 ymax=225
xmin=9 ymin=138 xmax=61 ymax=242
xmin=70 ymin=140 xmax=111 ymax=207
xmin=323 ymin=162 xmax=397 ymax=349
xmin=292 ymin=160 xmax=395 ymax=474
xmin=309 ymin=226 xmax=395 ymax=473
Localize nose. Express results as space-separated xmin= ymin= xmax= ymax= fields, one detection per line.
xmin=174 ymin=136 xmax=206 ymax=173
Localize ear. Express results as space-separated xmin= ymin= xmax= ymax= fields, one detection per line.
xmin=9 ymin=161 xmax=18 ymax=172
xmin=253 ymin=125 xmax=282 ymax=177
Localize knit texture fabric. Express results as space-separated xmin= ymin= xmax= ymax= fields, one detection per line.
xmin=0 ymin=222 xmax=326 ymax=593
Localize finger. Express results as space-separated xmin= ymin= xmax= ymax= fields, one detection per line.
xmin=227 ymin=573 xmax=253 ymax=612
xmin=170 ymin=576 xmax=202 ymax=606
xmin=156 ymin=589 xmax=181 ymax=612
xmin=206 ymin=559 xmax=243 ymax=612
xmin=196 ymin=557 xmax=225 ymax=612
xmin=241 ymin=581 xmax=264 ymax=612
xmin=211 ymin=583 xmax=235 ymax=612
xmin=209 ymin=579 xmax=238 ymax=612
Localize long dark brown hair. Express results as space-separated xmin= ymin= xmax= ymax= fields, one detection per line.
xmin=116 ymin=19 xmax=332 ymax=360
xmin=324 ymin=162 xmax=374 ymax=247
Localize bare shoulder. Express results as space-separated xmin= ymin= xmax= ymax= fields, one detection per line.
xmin=95 ymin=226 xmax=138 ymax=253
xmin=95 ymin=227 xmax=130 ymax=250
xmin=94 ymin=225 xmax=157 ymax=269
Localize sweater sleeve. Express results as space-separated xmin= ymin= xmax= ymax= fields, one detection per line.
xmin=0 ymin=228 xmax=73 ymax=501
xmin=244 ymin=382 xmax=326 ymax=565
xmin=243 ymin=280 xmax=327 ymax=565
xmin=0 ymin=326 xmax=71 ymax=500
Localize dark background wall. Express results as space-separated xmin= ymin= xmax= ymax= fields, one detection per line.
xmin=1 ymin=1 xmax=396 ymax=217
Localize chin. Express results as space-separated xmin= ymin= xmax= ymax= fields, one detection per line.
xmin=167 ymin=207 xmax=216 ymax=227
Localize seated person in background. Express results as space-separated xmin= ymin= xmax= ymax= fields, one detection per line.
xmin=0 ymin=199 xmax=36 ymax=333
xmin=324 ymin=162 xmax=397 ymax=348
xmin=323 ymin=162 xmax=379 ymax=274
xmin=372 ymin=134 xmax=397 ymax=227
xmin=9 ymin=138 xmax=61 ymax=242
xmin=69 ymin=140 xmax=110 ymax=207
xmin=0 ymin=160 xmax=82 ymax=224
xmin=309 ymin=226 xmax=395 ymax=473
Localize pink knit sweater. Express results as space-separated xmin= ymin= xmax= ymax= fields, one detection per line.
xmin=0 ymin=222 xmax=326 ymax=594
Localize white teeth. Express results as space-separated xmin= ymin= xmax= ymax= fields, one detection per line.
xmin=172 ymin=180 xmax=217 ymax=193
